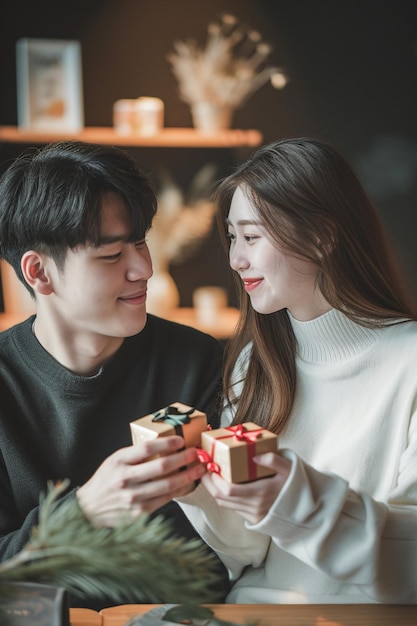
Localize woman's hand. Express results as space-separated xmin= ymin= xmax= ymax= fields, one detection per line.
xmin=200 ymin=451 xmax=291 ymax=525
xmin=77 ymin=436 xmax=205 ymax=527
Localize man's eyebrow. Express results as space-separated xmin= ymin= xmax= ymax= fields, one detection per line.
xmin=96 ymin=234 xmax=127 ymax=246
xmin=95 ymin=233 xmax=146 ymax=247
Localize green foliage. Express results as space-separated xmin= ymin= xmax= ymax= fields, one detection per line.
xmin=0 ymin=481 xmax=225 ymax=605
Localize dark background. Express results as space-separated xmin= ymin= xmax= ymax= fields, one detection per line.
xmin=1 ymin=0 xmax=416 ymax=308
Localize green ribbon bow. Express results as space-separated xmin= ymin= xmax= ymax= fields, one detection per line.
xmin=152 ymin=405 xmax=194 ymax=436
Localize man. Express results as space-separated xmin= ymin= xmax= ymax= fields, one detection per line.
xmin=0 ymin=141 xmax=227 ymax=606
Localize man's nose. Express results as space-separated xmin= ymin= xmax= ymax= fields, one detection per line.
xmin=126 ymin=245 xmax=153 ymax=281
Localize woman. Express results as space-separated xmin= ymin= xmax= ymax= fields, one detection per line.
xmin=179 ymin=137 xmax=417 ymax=603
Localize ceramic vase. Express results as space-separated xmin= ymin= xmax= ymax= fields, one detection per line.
xmin=146 ymin=270 xmax=180 ymax=318
xmin=191 ymin=102 xmax=233 ymax=133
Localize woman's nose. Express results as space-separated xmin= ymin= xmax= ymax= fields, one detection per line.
xmin=229 ymin=243 xmax=249 ymax=272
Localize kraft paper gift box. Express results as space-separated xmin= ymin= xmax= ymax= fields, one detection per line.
xmin=130 ymin=401 xmax=207 ymax=448
xmin=199 ymin=422 xmax=278 ymax=483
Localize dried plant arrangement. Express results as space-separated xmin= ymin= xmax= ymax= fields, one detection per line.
xmin=146 ymin=164 xmax=217 ymax=315
xmin=0 ymin=480 xmax=225 ymax=608
xmin=167 ymin=13 xmax=288 ymax=112
xmin=149 ymin=163 xmax=217 ymax=271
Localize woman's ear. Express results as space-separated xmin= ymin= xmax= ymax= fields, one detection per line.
xmin=21 ymin=251 xmax=53 ymax=295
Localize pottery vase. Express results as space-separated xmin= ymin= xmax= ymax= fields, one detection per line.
xmin=146 ymin=270 xmax=180 ymax=318
xmin=191 ymin=102 xmax=233 ymax=133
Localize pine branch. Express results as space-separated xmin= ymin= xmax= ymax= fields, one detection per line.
xmin=0 ymin=481 xmax=225 ymax=604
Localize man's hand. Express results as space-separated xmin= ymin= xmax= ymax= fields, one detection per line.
xmin=77 ymin=436 xmax=205 ymax=527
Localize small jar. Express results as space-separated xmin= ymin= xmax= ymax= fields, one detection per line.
xmin=193 ymin=286 xmax=227 ymax=327
xmin=113 ymin=99 xmax=136 ymax=134
xmin=134 ymin=97 xmax=164 ymax=135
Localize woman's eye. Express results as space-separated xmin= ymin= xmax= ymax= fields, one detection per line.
xmin=244 ymin=235 xmax=258 ymax=242
xmin=135 ymin=240 xmax=146 ymax=249
xmin=226 ymin=232 xmax=235 ymax=242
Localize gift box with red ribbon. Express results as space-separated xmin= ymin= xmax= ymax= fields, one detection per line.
xmin=130 ymin=401 xmax=207 ymax=448
xmin=198 ymin=422 xmax=278 ymax=483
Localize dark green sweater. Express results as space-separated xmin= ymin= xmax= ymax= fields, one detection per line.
xmin=0 ymin=314 xmax=228 ymax=606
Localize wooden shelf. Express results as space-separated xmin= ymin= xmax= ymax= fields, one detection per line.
xmin=0 ymin=126 xmax=262 ymax=148
xmin=168 ymin=306 xmax=238 ymax=339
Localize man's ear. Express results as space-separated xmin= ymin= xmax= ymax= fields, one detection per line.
xmin=21 ymin=251 xmax=54 ymax=295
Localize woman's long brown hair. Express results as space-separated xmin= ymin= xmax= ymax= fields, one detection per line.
xmin=216 ymin=138 xmax=417 ymax=435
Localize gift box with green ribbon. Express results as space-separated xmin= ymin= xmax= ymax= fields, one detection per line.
xmin=130 ymin=402 xmax=207 ymax=448
xmin=198 ymin=422 xmax=278 ymax=483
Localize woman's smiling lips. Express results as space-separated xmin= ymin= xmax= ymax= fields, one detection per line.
xmin=242 ymin=278 xmax=263 ymax=292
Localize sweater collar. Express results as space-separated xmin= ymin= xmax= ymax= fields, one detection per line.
xmin=287 ymin=308 xmax=381 ymax=363
xmin=13 ymin=315 xmax=140 ymax=392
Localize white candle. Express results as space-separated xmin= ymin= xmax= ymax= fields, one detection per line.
xmin=193 ymin=286 xmax=227 ymax=327
xmin=134 ymin=97 xmax=164 ymax=135
xmin=113 ymin=99 xmax=136 ymax=134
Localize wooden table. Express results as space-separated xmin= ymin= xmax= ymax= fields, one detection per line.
xmin=70 ymin=607 xmax=102 ymax=625
xmin=99 ymin=603 xmax=417 ymax=625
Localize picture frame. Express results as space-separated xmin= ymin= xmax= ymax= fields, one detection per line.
xmin=16 ymin=38 xmax=84 ymax=132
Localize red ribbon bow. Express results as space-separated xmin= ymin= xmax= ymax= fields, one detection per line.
xmin=196 ymin=448 xmax=221 ymax=475
xmin=199 ymin=424 xmax=265 ymax=481
xmin=222 ymin=424 xmax=263 ymax=442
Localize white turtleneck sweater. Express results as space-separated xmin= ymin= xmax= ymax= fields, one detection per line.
xmin=178 ymin=309 xmax=417 ymax=603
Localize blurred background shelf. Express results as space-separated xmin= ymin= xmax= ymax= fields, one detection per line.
xmin=0 ymin=126 xmax=263 ymax=148
xmin=168 ymin=306 xmax=239 ymax=340
xmin=0 ymin=308 xmax=239 ymax=340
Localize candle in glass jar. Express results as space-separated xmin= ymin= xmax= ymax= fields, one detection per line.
xmin=113 ymin=99 xmax=136 ymax=134
xmin=193 ymin=286 xmax=227 ymax=327
xmin=134 ymin=97 xmax=164 ymax=135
